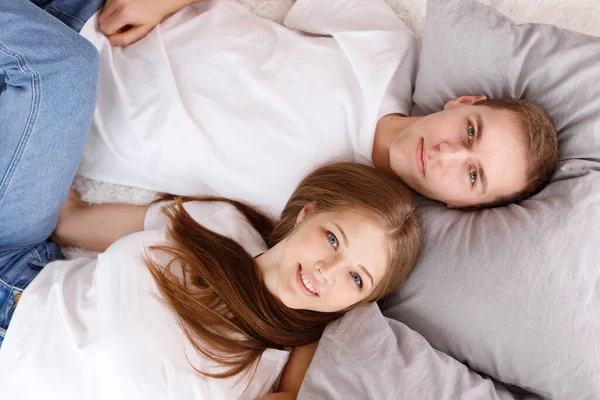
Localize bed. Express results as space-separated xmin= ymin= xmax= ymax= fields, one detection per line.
xmin=70 ymin=0 xmax=600 ymax=398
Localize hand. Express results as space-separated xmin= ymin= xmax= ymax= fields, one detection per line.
xmin=52 ymin=188 xmax=89 ymax=246
xmin=98 ymin=0 xmax=194 ymax=47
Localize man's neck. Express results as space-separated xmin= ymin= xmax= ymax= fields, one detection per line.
xmin=372 ymin=114 xmax=420 ymax=171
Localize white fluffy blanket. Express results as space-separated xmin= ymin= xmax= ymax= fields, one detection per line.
xmin=70 ymin=0 xmax=600 ymax=250
xmin=236 ymin=0 xmax=600 ymax=39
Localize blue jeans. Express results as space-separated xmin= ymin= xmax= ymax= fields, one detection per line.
xmin=31 ymin=0 xmax=104 ymax=33
xmin=0 ymin=0 xmax=100 ymax=346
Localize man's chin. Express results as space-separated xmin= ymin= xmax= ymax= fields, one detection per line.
xmin=405 ymin=183 xmax=436 ymax=202
xmin=445 ymin=202 xmax=482 ymax=211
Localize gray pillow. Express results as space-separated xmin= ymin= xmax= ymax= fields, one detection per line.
xmin=382 ymin=0 xmax=600 ymax=399
xmin=298 ymin=304 xmax=519 ymax=400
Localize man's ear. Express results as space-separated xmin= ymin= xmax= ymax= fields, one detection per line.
xmin=296 ymin=202 xmax=316 ymax=225
xmin=443 ymin=95 xmax=487 ymax=110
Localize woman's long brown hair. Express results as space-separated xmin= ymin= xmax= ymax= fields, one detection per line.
xmin=144 ymin=162 xmax=421 ymax=378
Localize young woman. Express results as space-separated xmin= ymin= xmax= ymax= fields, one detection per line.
xmin=0 ymin=161 xmax=421 ymax=399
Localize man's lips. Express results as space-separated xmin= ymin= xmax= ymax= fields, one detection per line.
xmin=416 ymin=137 xmax=426 ymax=176
xmin=422 ymin=138 xmax=427 ymax=175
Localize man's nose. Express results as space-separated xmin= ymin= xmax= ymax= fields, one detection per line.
xmin=437 ymin=142 xmax=470 ymax=167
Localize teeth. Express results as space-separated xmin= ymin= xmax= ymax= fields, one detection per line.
xmin=301 ymin=269 xmax=318 ymax=295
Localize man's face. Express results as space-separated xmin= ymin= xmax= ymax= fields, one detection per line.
xmin=388 ymin=97 xmax=528 ymax=208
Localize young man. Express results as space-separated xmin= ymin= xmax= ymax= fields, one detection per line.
xmin=38 ymin=0 xmax=557 ymax=213
xmin=373 ymin=96 xmax=557 ymax=208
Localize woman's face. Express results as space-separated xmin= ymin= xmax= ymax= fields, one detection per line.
xmin=274 ymin=206 xmax=390 ymax=312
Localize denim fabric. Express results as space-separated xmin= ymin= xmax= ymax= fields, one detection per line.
xmin=0 ymin=0 xmax=100 ymax=345
xmin=0 ymin=243 xmax=63 ymax=347
xmin=31 ymin=0 xmax=104 ymax=32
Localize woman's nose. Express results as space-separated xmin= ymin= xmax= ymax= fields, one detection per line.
xmin=315 ymin=258 xmax=344 ymax=285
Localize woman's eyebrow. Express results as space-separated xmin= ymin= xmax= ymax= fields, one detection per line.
xmin=333 ymin=222 xmax=374 ymax=287
xmin=359 ymin=264 xmax=374 ymax=288
xmin=333 ymin=222 xmax=349 ymax=247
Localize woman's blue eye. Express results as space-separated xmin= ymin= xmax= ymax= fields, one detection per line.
xmin=351 ymin=272 xmax=363 ymax=289
xmin=327 ymin=231 xmax=338 ymax=249
xmin=470 ymin=168 xmax=477 ymax=185
xmin=467 ymin=124 xmax=475 ymax=141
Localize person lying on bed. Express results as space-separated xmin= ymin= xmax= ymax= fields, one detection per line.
xmin=1 ymin=163 xmax=422 ymax=400
xmin=0 ymin=2 xmax=420 ymax=398
xmin=41 ymin=0 xmax=558 ymax=213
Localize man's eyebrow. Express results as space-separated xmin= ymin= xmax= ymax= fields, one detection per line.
xmin=333 ymin=222 xmax=349 ymax=248
xmin=475 ymin=112 xmax=484 ymax=144
xmin=474 ymin=112 xmax=488 ymax=195
xmin=478 ymin=162 xmax=488 ymax=195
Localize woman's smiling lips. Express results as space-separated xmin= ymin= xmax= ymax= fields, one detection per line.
xmin=416 ymin=137 xmax=426 ymax=176
xmin=296 ymin=265 xmax=319 ymax=297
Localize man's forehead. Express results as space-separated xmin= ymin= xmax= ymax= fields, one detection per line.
xmin=482 ymin=136 xmax=528 ymax=198
xmin=468 ymin=107 xmax=525 ymax=195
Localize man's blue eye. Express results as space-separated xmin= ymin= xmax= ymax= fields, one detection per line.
xmin=327 ymin=231 xmax=338 ymax=249
xmin=468 ymin=124 xmax=475 ymax=141
xmin=470 ymin=168 xmax=477 ymax=184
xmin=351 ymin=272 xmax=363 ymax=289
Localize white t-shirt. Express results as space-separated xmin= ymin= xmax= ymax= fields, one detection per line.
xmin=78 ymin=0 xmax=418 ymax=216
xmin=0 ymin=202 xmax=289 ymax=400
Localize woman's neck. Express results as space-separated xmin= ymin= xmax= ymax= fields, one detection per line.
xmin=254 ymin=240 xmax=285 ymax=298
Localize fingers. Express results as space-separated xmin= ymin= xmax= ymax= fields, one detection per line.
xmin=98 ymin=6 xmax=133 ymax=37
xmin=107 ymin=24 xmax=155 ymax=47
xmin=97 ymin=0 xmax=120 ymax=31
xmin=97 ymin=0 xmax=162 ymax=46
